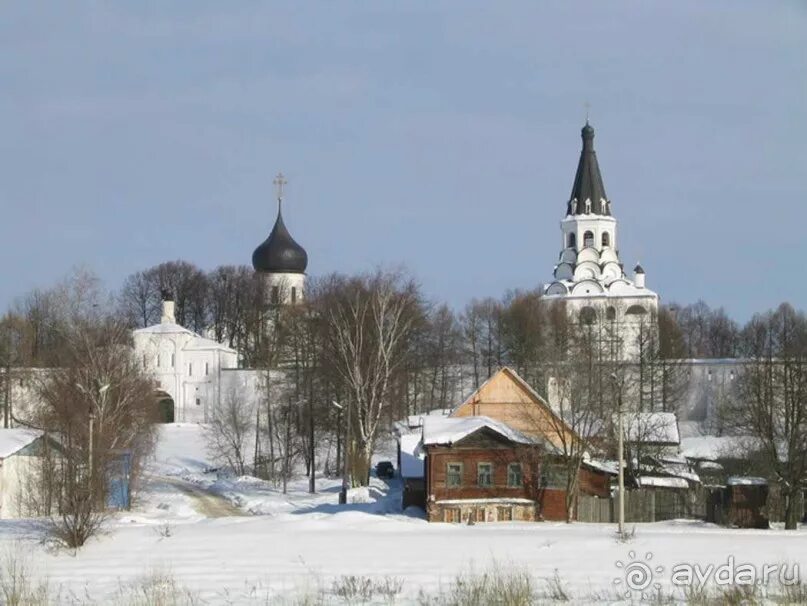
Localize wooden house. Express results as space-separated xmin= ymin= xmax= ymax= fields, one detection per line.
xmin=397 ymin=368 xmax=612 ymax=522
xmin=406 ymin=416 xmax=609 ymax=523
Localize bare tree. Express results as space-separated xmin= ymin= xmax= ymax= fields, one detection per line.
xmin=32 ymin=320 xmax=158 ymax=547
xmin=204 ymin=386 xmax=254 ymax=476
xmin=324 ymin=271 xmax=423 ymax=486
xmin=542 ymin=300 xmax=612 ymax=522
xmin=724 ymin=303 xmax=807 ymax=529
xmin=119 ymin=270 xmax=161 ymax=328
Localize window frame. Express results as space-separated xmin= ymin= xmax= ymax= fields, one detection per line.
xmin=444 ymin=508 xmax=461 ymax=523
xmin=497 ymin=506 xmax=513 ymax=521
xmin=507 ymin=463 xmax=523 ymax=488
xmin=446 ymin=462 xmax=463 ymax=489
xmin=477 ymin=462 xmax=493 ymax=488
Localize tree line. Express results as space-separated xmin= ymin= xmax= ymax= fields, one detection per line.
xmin=1 ymin=263 xmax=805 ymax=531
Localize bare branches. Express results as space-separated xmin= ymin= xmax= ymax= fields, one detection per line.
xmin=324 ymin=271 xmax=423 ymax=486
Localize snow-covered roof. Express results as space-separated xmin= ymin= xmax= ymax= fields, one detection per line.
xmin=422 ymin=416 xmax=534 ymax=447
xmin=637 ymin=476 xmax=689 ymax=489
xmin=622 ymin=412 xmax=680 ymax=445
xmin=133 ymin=322 xmax=236 ymax=353
xmin=133 ymin=322 xmax=194 ymax=336
xmin=405 ymin=409 xmax=451 ymax=429
xmin=582 ymin=457 xmax=618 ymax=475
xmin=0 ymin=429 xmax=43 ymax=459
xmin=727 ymin=476 xmax=768 ymax=486
xmin=184 ymin=336 xmax=237 ymax=353
xmin=399 ymin=434 xmax=425 ymax=479
xmin=680 ymin=435 xmax=754 ymax=461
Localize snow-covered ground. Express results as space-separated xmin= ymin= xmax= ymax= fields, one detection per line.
xmin=1 ymin=425 xmax=805 ymax=604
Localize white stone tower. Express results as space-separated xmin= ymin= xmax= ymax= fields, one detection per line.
xmin=543 ymin=122 xmax=658 ymax=360
xmin=251 ymin=173 xmax=308 ymax=306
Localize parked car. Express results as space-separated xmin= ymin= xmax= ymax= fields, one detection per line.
xmin=375 ymin=461 xmax=395 ymax=479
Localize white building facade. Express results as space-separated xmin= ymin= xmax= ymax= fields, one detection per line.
xmin=133 ymin=299 xmax=239 ymax=423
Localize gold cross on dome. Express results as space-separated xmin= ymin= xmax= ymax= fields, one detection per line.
xmin=273 ymin=172 xmax=287 ymax=201
xmin=584 ymin=101 xmax=591 ymax=124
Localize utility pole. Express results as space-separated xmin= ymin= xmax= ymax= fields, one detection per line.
xmin=335 ymin=399 xmax=350 ymax=505
xmin=611 ymin=372 xmax=625 ymax=535
xmin=308 ymin=396 xmax=315 ymax=494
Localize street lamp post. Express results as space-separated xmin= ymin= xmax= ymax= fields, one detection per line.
xmin=77 ymin=380 xmax=109 ymax=490
xmin=331 ymin=400 xmax=342 ymax=483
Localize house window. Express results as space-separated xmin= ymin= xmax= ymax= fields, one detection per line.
xmin=602 ymin=232 xmax=610 ymax=247
xmin=444 ymin=508 xmax=461 ymax=523
xmin=541 ymin=464 xmax=568 ymax=489
xmin=291 ymin=287 xmax=297 ymax=304
xmin=196 ymin=398 xmax=201 ymax=406
xmin=507 ymin=463 xmax=523 ymax=487
xmin=477 ymin=463 xmax=493 ymax=487
xmin=271 ymin=286 xmax=280 ymax=305
xmin=497 ymin=506 xmax=513 ymax=521
xmin=205 ymin=362 xmax=209 ymax=376
xmin=446 ymin=463 xmax=463 ymax=488
xmin=142 ymin=355 xmax=147 ymax=370
xmin=567 ymin=232 xmax=576 ymax=249
xmin=606 ymin=306 xmax=617 ymax=321
xmin=171 ymin=353 xmax=175 ymax=368
xmin=583 ymin=231 xmax=594 ymax=247
xmin=188 ymin=363 xmax=193 ymax=376
xmin=157 ymin=354 xmax=161 ymax=368
xmin=473 ymin=507 xmax=486 ymax=523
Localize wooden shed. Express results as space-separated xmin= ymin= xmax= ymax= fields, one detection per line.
xmin=725 ymin=476 xmax=769 ymax=529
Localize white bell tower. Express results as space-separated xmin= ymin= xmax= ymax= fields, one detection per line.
xmin=543 ymin=122 xmax=658 ymax=360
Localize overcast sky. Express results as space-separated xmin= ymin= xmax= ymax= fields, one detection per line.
xmin=1 ymin=2 xmax=805 ymax=320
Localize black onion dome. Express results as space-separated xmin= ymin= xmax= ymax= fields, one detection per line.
xmin=252 ymin=205 xmax=308 ymax=274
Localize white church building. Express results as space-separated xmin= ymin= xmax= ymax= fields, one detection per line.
xmin=543 ymin=122 xmax=659 ymax=360
xmin=133 ymin=298 xmax=238 ymax=423
xmin=133 ymin=174 xmax=307 ymax=423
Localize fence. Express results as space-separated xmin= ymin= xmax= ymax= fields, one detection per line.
xmin=579 ymin=486 xmax=805 ymax=525
xmin=578 ymin=487 xmax=709 ymax=523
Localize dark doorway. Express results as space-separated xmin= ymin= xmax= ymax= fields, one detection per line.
xmin=156 ymin=392 xmax=175 ymax=423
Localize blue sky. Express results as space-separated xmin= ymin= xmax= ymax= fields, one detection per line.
xmin=1 ymin=2 xmax=805 ymax=320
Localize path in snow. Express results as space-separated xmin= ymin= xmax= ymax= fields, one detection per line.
xmin=155 ymin=476 xmax=245 ymax=518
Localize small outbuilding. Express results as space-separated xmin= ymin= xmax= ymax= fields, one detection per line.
xmin=724 ymin=476 xmax=769 ymax=529
xmin=0 ymin=429 xmax=53 ymax=519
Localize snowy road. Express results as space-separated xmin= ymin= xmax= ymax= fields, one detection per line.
xmin=156 ymin=476 xmax=245 ymax=518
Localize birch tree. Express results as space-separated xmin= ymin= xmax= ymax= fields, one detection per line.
xmin=325 ymin=271 xmax=422 ymax=486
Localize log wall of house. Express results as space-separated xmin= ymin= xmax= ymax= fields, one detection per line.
xmin=426 ymin=446 xmax=536 ymax=503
